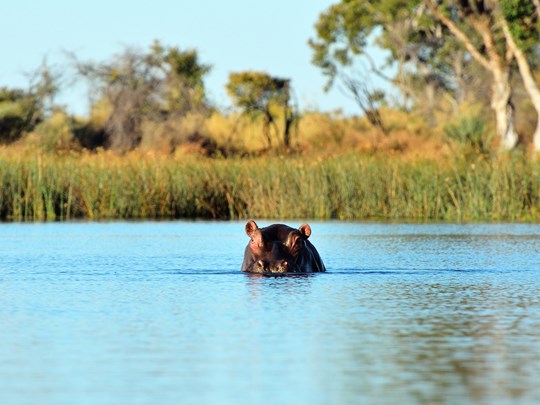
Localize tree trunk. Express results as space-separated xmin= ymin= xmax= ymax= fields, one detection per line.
xmin=453 ymin=50 xmax=467 ymax=105
xmin=341 ymin=75 xmax=387 ymax=135
xmin=283 ymin=104 xmax=296 ymax=149
xmin=262 ymin=110 xmax=276 ymax=148
xmin=491 ymin=71 xmax=519 ymax=150
xmin=283 ymin=116 xmax=292 ymax=148
xmin=533 ymin=0 xmax=540 ymax=17
xmin=501 ymin=19 xmax=540 ymax=151
xmin=425 ymin=1 xmax=519 ymax=150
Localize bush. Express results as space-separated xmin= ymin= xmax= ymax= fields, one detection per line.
xmin=140 ymin=112 xmax=208 ymax=152
xmin=25 ymin=111 xmax=79 ymax=152
xmin=444 ymin=113 xmax=492 ymax=155
xmin=0 ymin=88 xmax=39 ymax=144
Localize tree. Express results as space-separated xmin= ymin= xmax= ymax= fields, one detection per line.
xmin=308 ymin=1 xmax=392 ymax=132
xmin=425 ymin=0 xmax=519 ymax=150
xmin=310 ymin=0 xmax=533 ymax=150
xmin=308 ymin=0 xmax=467 ymax=129
xmin=147 ymin=41 xmax=211 ymax=118
xmin=0 ymin=62 xmax=60 ymax=144
xmin=74 ymin=41 xmax=211 ymax=151
xmin=0 ymin=87 xmax=37 ymax=144
xmin=226 ymin=71 xmax=298 ymax=149
xmin=499 ymin=0 xmax=540 ymax=151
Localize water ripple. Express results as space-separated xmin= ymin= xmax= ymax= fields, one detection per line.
xmin=1 ymin=221 xmax=540 ymax=404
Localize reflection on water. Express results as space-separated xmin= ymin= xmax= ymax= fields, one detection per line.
xmin=342 ymin=279 xmax=540 ymax=404
xmin=245 ymin=273 xmax=315 ymax=300
xmin=0 ymin=221 xmax=540 ymax=404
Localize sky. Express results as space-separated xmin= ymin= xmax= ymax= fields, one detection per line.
xmin=1 ymin=0 xmax=374 ymax=116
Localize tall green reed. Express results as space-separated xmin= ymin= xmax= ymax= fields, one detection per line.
xmin=0 ymin=150 xmax=539 ymax=221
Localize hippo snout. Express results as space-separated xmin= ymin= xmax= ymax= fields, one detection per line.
xmin=255 ymin=259 xmax=294 ymax=273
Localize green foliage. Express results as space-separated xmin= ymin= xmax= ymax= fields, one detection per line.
xmin=26 ymin=111 xmax=78 ymax=152
xmin=0 ymin=63 xmax=61 ymax=144
xmin=226 ymin=72 xmax=290 ymax=114
xmin=444 ymin=113 xmax=491 ymax=155
xmin=309 ymin=1 xmax=370 ymax=89
xmin=75 ymin=41 xmax=212 ymax=151
xmin=500 ymin=0 xmax=539 ymax=51
xmin=309 ymin=0 xmax=428 ymax=89
xmin=149 ymin=40 xmax=212 ymax=114
xmin=226 ymin=71 xmax=297 ymax=148
xmin=1 ymin=151 xmax=539 ymax=222
xmin=0 ymin=88 xmax=40 ymax=143
xmin=308 ymin=0 xmax=533 ymax=133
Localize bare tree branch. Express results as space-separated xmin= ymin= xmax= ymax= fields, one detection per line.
xmin=341 ymin=74 xmax=387 ymax=134
xmin=425 ymin=1 xmax=492 ymax=70
xmin=500 ymin=10 xmax=540 ymax=149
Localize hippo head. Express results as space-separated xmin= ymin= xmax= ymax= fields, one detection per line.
xmin=241 ymin=220 xmax=326 ymax=274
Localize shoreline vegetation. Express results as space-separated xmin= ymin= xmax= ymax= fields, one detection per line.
xmin=1 ymin=145 xmax=539 ymax=222
xmin=2 ymin=0 xmax=540 ymax=222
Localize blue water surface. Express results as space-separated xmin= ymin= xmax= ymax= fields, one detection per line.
xmin=1 ymin=221 xmax=540 ymax=404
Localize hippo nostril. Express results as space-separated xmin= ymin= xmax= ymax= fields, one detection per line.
xmin=257 ymin=260 xmax=266 ymax=270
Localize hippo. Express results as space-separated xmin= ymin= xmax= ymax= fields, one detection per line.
xmin=241 ymin=220 xmax=326 ymax=274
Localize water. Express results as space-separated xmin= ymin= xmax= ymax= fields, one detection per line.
xmin=1 ymin=221 xmax=540 ymax=405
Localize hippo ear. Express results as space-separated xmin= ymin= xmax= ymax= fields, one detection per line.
xmin=298 ymin=223 xmax=312 ymax=238
xmin=245 ymin=220 xmax=259 ymax=238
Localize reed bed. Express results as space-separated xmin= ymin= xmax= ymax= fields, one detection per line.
xmin=0 ymin=149 xmax=539 ymax=221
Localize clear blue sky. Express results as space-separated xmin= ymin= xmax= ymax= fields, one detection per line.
xmin=1 ymin=0 xmax=372 ymax=115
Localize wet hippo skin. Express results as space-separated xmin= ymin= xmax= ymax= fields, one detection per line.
xmin=241 ymin=220 xmax=326 ymax=274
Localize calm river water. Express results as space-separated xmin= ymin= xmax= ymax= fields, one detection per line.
xmin=1 ymin=221 xmax=540 ymax=404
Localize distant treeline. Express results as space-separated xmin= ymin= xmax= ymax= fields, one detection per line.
xmin=1 ymin=0 xmax=539 ymax=156
xmin=0 ymin=43 xmax=300 ymax=155
xmin=1 ymin=150 xmax=539 ymax=222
